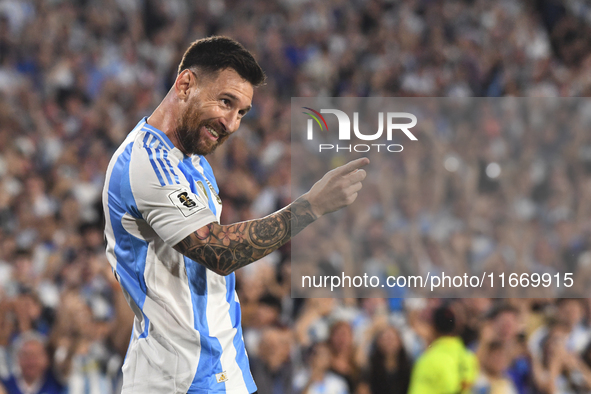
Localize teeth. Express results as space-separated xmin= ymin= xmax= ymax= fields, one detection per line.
xmin=206 ymin=126 xmax=219 ymax=138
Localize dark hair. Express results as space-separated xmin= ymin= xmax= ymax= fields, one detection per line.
xmin=368 ymin=327 xmax=412 ymax=394
xmin=582 ymin=339 xmax=591 ymax=369
xmin=433 ymin=305 xmax=456 ymax=334
xmin=178 ymin=36 xmax=265 ymax=86
xmin=485 ymin=303 xmax=519 ymax=320
xmin=14 ymin=249 xmax=32 ymax=259
xmin=486 ymin=340 xmax=504 ymax=352
xmin=329 ymin=320 xmax=352 ymax=341
xmin=259 ymin=293 xmax=282 ymax=312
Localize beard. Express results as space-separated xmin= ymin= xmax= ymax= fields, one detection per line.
xmin=176 ymin=108 xmax=230 ymax=156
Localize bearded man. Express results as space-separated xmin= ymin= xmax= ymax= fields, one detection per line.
xmin=102 ymin=36 xmax=368 ymax=394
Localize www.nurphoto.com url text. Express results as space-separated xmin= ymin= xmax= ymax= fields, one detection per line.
xmin=301 ymin=272 xmax=574 ymax=292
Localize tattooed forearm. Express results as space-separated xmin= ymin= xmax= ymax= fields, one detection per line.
xmin=173 ymin=196 xmax=317 ymax=275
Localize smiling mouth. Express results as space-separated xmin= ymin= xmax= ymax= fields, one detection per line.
xmin=205 ymin=125 xmax=221 ymax=140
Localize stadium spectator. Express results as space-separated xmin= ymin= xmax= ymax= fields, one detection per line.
xmin=293 ymin=342 xmax=349 ymax=394
xmin=529 ymin=299 xmax=591 ymax=361
xmin=532 ymin=319 xmax=591 ymax=393
xmin=295 ymin=298 xmax=337 ymax=347
xmin=0 ymin=332 xmax=65 ymax=394
xmin=49 ymin=289 xmax=119 ymax=394
xmin=0 ymin=0 xmax=588 ymax=393
xmin=476 ymin=303 xmax=536 ymax=393
xmin=249 ymin=327 xmax=293 ymax=394
xmin=357 ymin=325 xmax=412 ymax=394
xmin=473 ymin=340 xmax=519 ymax=394
xmin=326 ymin=321 xmax=359 ymax=392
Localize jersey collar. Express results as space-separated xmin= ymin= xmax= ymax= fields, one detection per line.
xmin=141 ymin=116 xmax=176 ymax=150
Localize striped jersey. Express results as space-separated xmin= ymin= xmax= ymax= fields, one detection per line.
xmin=102 ymin=118 xmax=257 ymax=394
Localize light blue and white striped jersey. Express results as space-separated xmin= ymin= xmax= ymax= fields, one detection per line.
xmin=102 ymin=118 xmax=257 ymax=394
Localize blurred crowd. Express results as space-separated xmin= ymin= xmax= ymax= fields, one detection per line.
xmin=291 ymin=98 xmax=591 ymax=299
xmin=0 ymin=0 xmax=588 ymax=393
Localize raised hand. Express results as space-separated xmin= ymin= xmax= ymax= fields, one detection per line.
xmin=174 ymin=157 xmax=369 ymax=276
xmin=303 ymin=157 xmax=370 ymax=218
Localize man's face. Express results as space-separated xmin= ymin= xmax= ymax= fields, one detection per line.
xmin=493 ymin=311 xmax=519 ymax=341
xmin=558 ymin=299 xmax=583 ymax=328
xmin=177 ymin=68 xmax=253 ymax=156
xmin=18 ymin=340 xmax=48 ymax=383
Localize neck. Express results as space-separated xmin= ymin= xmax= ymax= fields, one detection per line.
xmin=147 ymin=92 xmax=186 ymax=154
xmin=486 ymin=369 xmax=503 ymax=379
xmin=20 ymin=374 xmax=40 ymax=388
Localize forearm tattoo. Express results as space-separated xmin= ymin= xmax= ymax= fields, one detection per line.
xmin=174 ymin=197 xmax=317 ymax=275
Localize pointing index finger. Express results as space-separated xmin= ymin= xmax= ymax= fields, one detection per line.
xmin=335 ymin=157 xmax=370 ymax=175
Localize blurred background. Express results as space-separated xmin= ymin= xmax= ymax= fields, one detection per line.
xmin=0 ymin=0 xmax=590 ymax=393
xmin=290 ymin=97 xmax=591 ymax=300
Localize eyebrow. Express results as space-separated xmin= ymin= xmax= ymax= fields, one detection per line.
xmin=223 ymin=92 xmax=252 ymax=114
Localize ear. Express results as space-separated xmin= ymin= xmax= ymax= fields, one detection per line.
xmin=174 ymin=69 xmax=194 ymax=101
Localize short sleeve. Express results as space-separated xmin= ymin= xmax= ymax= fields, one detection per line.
xmin=126 ymin=141 xmax=217 ymax=246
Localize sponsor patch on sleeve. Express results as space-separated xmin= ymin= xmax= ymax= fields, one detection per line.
xmin=167 ymin=187 xmax=206 ymax=217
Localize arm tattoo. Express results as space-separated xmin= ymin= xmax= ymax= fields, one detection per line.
xmin=174 ymin=197 xmax=317 ymax=275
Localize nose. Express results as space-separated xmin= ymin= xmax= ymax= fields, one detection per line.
xmin=223 ymin=110 xmax=241 ymax=134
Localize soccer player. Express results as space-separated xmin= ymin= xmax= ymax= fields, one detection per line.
xmin=102 ymin=36 xmax=368 ymax=394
